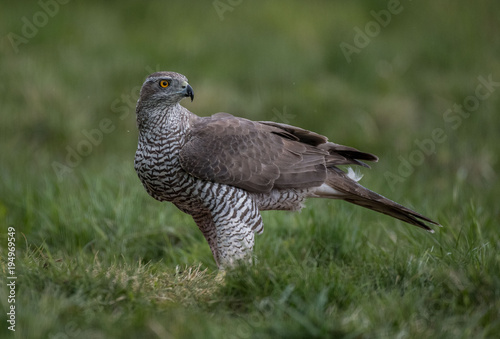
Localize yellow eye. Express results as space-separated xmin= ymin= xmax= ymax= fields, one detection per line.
xmin=159 ymin=80 xmax=169 ymax=88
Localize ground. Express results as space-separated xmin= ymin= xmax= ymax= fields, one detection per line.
xmin=0 ymin=1 xmax=499 ymax=338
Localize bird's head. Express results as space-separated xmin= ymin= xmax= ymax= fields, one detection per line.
xmin=137 ymin=71 xmax=194 ymax=110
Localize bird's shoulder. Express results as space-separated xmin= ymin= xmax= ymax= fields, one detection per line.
xmin=188 ymin=112 xmax=328 ymax=147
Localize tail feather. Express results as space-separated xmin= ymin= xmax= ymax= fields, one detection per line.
xmin=324 ymin=169 xmax=440 ymax=232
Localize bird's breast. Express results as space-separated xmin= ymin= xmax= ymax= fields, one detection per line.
xmin=135 ymin=133 xmax=189 ymax=201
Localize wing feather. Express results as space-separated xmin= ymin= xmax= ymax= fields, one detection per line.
xmin=179 ymin=113 xmax=377 ymax=193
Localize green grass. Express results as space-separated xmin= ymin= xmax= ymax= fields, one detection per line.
xmin=1 ymin=0 xmax=500 ymax=338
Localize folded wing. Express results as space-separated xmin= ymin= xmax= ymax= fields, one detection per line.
xmin=179 ymin=113 xmax=377 ymax=193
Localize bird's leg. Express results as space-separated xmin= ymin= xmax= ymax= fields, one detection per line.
xmin=192 ymin=214 xmax=221 ymax=268
xmin=189 ymin=185 xmax=262 ymax=269
xmin=192 ymin=206 xmax=254 ymax=270
xmin=194 ymin=214 xmax=255 ymax=269
xmin=212 ymin=218 xmax=255 ymax=269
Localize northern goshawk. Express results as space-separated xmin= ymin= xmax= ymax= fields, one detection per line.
xmin=134 ymin=71 xmax=439 ymax=269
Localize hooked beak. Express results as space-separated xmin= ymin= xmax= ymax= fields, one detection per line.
xmin=182 ymin=82 xmax=194 ymax=102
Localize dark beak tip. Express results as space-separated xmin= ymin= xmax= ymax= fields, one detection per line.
xmin=186 ymin=84 xmax=194 ymax=102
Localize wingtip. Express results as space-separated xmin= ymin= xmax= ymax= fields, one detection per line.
xmin=428 ymin=219 xmax=442 ymax=227
xmin=424 ymin=219 xmax=442 ymax=233
xmin=358 ymin=161 xmax=371 ymax=169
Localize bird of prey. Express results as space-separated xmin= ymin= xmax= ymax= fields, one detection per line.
xmin=134 ymin=71 xmax=439 ymax=269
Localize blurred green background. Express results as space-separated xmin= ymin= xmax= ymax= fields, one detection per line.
xmin=1 ymin=0 xmax=499 ymax=338
xmin=1 ymin=0 xmax=499 ymax=192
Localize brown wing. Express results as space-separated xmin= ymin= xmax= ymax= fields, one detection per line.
xmin=261 ymin=121 xmax=379 ymax=168
xmin=179 ymin=113 xmax=377 ymax=193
